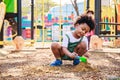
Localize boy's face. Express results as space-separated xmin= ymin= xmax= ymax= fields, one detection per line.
xmin=75 ymin=23 xmax=90 ymax=37
xmin=87 ymin=12 xmax=94 ymax=19
xmin=87 ymin=13 xmax=93 ymax=17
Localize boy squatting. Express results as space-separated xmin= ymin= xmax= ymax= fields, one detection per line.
xmin=50 ymin=15 xmax=95 ymax=66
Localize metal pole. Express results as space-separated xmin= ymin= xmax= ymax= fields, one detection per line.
xmin=99 ymin=22 xmax=120 ymax=25
xmin=0 ymin=24 xmax=3 ymax=48
xmin=17 ymin=0 xmax=22 ymax=36
xmin=95 ymin=0 xmax=101 ymax=35
xmin=59 ymin=0 xmax=62 ymax=42
xmin=87 ymin=0 xmax=89 ymax=10
xmin=31 ymin=0 xmax=34 ymax=39
xmin=42 ymin=0 xmax=45 ymax=46
xmin=114 ymin=1 xmax=117 ymax=37
xmin=0 ymin=1 xmax=4 ymax=48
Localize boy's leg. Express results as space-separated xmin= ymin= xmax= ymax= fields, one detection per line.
xmin=73 ymin=41 xmax=88 ymax=65
xmin=72 ymin=42 xmax=87 ymax=65
xmin=51 ymin=42 xmax=65 ymax=59
xmin=50 ymin=42 xmax=64 ymax=66
xmin=87 ymin=35 xmax=91 ymax=49
xmin=74 ymin=41 xmax=88 ymax=57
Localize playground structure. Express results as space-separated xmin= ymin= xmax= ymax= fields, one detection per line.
xmin=0 ymin=0 xmax=120 ymax=50
xmin=0 ymin=1 xmax=119 ymax=80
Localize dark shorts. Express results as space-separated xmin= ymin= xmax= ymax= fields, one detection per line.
xmin=61 ymin=55 xmax=73 ymax=60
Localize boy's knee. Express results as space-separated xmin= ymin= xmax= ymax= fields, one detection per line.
xmin=75 ymin=41 xmax=87 ymax=56
xmin=51 ymin=43 xmax=60 ymax=49
xmin=78 ymin=41 xmax=87 ymax=49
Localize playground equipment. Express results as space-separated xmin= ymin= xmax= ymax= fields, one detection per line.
xmin=0 ymin=0 xmax=36 ymax=50
xmin=0 ymin=2 xmax=6 ymax=48
xmin=0 ymin=2 xmax=6 ymax=32
xmin=22 ymin=18 xmax=31 ymax=39
xmin=1 ymin=0 xmax=120 ymax=49
xmin=3 ymin=19 xmax=17 ymax=45
xmin=13 ymin=36 xmax=24 ymax=50
xmin=113 ymin=38 xmax=120 ymax=48
xmin=90 ymin=35 xmax=103 ymax=50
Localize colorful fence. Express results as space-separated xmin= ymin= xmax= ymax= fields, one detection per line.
xmin=2 ymin=0 xmax=120 ymax=48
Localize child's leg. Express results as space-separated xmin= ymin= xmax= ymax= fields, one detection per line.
xmin=74 ymin=41 xmax=87 ymax=56
xmin=50 ymin=43 xmax=65 ymax=66
xmin=51 ymin=42 xmax=64 ymax=59
xmin=73 ymin=42 xmax=87 ymax=65
xmin=87 ymin=35 xmax=91 ymax=49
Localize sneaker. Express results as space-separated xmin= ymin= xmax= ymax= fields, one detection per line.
xmin=73 ymin=56 xmax=80 ymax=65
xmin=50 ymin=59 xmax=62 ymax=66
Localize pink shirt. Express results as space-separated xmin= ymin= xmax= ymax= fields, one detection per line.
xmin=86 ymin=30 xmax=94 ymax=36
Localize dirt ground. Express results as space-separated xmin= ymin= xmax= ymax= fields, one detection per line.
xmin=0 ymin=48 xmax=120 ymax=80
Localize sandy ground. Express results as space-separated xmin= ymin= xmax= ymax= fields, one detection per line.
xmin=0 ymin=48 xmax=120 ymax=80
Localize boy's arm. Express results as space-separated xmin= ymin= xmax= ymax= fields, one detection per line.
xmin=62 ymin=47 xmax=78 ymax=59
xmin=74 ymin=37 xmax=88 ymax=57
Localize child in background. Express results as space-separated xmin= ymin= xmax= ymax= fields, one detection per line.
xmin=85 ymin=10 xmax=95 ymax=48
xmin=50 ymin=15 xmax=95 ymax=66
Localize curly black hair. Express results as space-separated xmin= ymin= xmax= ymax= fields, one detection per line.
xmin=86 ymin=10 xmax=94 ymax=14
xmin=74 ymin=15 xmax=95 ymax=32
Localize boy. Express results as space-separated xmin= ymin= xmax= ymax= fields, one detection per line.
xmin=50 ymin=15 xmax=95 ymax=66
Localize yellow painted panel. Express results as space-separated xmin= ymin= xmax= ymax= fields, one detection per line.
xmin=89 ymin=0 xmax=95 ymax=11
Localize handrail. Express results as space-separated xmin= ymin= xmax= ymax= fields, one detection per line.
xmin=99 ymin=22 xmax=120 ymax=25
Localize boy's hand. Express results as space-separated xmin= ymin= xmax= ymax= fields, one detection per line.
xmin=83 ymin=52 xmax=90 ymax=58
xmin=70 ymin=52 xmax=78 ymax=59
